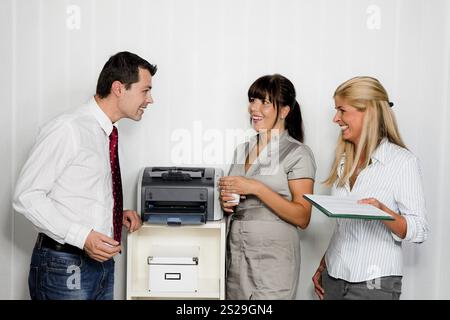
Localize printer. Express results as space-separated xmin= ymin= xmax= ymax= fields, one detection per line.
xmin=138 ymin=167 xmax=224 ymax=225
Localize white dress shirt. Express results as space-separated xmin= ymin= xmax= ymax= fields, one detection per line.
xmin=13 ymin=98 xmax=116 ymax=249
xmin=325 ymin=139 xmax=429 ymax=282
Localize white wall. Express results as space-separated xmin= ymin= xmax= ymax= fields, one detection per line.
xmin=1 ymin=0 xmax=449 ymax=299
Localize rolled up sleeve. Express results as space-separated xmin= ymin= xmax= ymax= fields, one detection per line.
xmin=392 ymin=157 xmax=429 ymax=243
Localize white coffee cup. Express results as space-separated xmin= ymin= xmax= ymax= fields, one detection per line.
xmin=227 ymin=193 xmax=240 ymax=204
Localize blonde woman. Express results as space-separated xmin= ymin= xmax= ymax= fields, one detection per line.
xmin=312 ymin=76 xmax=429 ymax=300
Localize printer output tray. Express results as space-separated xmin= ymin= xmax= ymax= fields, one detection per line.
xmin=143 ymin=213 xmax=206 ymax=225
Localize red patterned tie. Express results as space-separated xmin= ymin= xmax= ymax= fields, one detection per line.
xmin=109 ymin=126 xmax=123 ymax=243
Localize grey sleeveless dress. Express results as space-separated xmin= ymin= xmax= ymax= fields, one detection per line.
xmin=226 ymin=131 xmax=316 ymax=300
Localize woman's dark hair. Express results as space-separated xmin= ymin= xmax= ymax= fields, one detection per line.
xmin=248 ymin=74 xmax=304 ymax=142
xmin=96 ymin=51 xmax=157 ymax=99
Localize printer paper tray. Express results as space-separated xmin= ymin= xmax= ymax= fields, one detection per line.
xmin=147 ymin=201 xmax=206 ymax=214
xmin=147 ymin=206 xmax=206 ymax=214
xmin=143 ymin=213 xmax=206 ymax=225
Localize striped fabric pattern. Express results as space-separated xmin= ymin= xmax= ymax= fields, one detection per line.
xmin=325 ymin=139 xmax=429 ymax=282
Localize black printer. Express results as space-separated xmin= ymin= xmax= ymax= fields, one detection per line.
xmin=138 ymin=167 xmax=224 ymax=225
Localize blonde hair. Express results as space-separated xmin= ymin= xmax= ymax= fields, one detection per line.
xmin=325 ymin=76 xmax=406 ymax=187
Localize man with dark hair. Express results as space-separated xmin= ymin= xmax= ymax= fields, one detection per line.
xmin=96 ymin=51 xmax=157 ymax=99
xmin=13 ymin=51 xmax=156 ymax=300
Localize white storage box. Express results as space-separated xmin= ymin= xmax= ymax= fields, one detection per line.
xmin=147 ymin=255 xmax=199 ymax=292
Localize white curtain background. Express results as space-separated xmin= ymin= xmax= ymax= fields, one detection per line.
xmin=0 ymin=0 xmax=449 ymax=299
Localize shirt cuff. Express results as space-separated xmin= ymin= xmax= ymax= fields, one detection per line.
xmin=391 ymin=215 xmax=417 ymax=242
xmin=65 ymin=223 xmax=92 ymax=249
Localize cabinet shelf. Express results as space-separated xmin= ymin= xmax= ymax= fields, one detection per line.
xmin=128 ymin=278 xmax=221 ymax=299
xmin=126 ymin=220 xmax=226 ymax=300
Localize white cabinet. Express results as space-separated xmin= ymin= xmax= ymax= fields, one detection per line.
xmin=126 ymin=220 xmax=226 ymax=300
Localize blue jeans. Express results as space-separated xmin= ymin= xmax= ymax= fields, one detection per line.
xmin=29 ymin=243 xmax=115 ymax=300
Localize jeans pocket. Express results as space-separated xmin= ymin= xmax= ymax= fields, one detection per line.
xmin=380 ymin=276 xmax=402 ymax=292
xmin=375 ymin=276 xmax=402 ymax=300
xmin=46 ymin=251 xmax=83 ymax=271
xmin=42 ymin=251 xmax=86 ymax=299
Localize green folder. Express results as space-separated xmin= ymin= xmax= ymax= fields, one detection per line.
xmin=303 ymin=194 xmax=395 ymax=221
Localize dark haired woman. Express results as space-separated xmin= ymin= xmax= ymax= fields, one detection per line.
xmin=219 ymin=74 xmax=316 ymax=299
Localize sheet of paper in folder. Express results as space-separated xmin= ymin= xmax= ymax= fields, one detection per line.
xmin=303 ymin=194 xmax=395 ymax=220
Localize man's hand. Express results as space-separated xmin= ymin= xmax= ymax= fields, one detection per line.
xmin=123 ymin=210 xmax=142 ymax=233
xmin=83 ymin=230 xmax=121 ymax=262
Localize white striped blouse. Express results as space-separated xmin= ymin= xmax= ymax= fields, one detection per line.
xmin=325 ymin=139 xmax=429 ymax=282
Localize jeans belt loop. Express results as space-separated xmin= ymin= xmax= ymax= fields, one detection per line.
xmin=37 ymin=233 xmax=43 ymax=249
